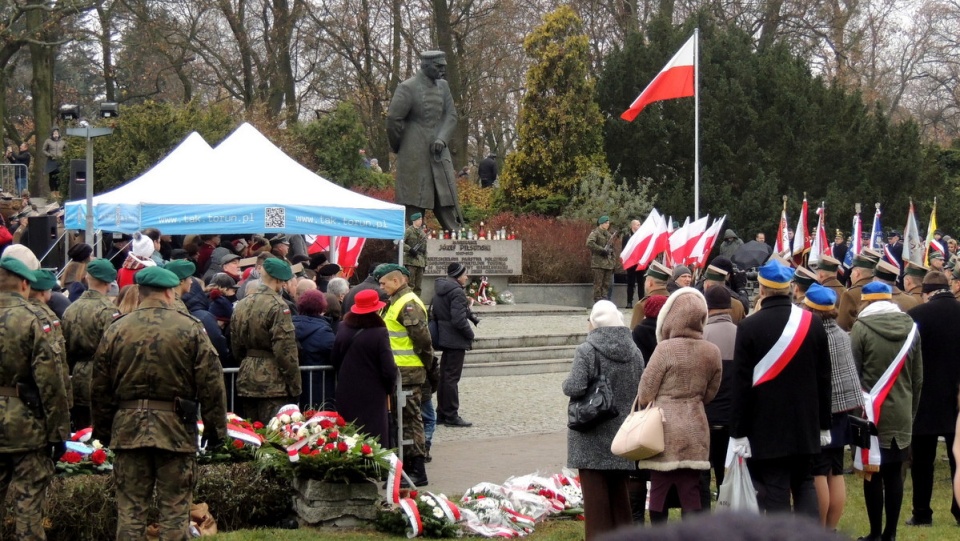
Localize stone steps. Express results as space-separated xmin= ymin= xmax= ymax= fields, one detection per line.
xmin=466 ymin=344 xmax=578 ymax=364
xmin=462 ymin=358 xmax=573 ymax=378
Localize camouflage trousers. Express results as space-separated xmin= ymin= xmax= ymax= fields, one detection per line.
xmin=408 ymin=266 xmax=424 ymax=297
xmin=401 ymin=384 xmax=426 ymax=459
xmin=239 ymin=397 xmax=293 ymax=425
xmin=0 ymin=449 xmax=54 ymax=541
xmin=592 ymin=268 xmax=613 ymax=302
xmin=114 ymin=449 xmax=197 ymax=541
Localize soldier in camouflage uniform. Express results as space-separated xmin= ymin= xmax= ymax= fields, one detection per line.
xmin=27 ymin=270 xmax=72 ymax=408
xmin=231 ymin=258 xmax=301 ymax=423
xmin=164 ymin=259 xmax=196 ymax=315
xmin=375 ymin=263 xmax=438 ymax=486
xmin=61 ymin=258 xmax=120 ymax=429
xmin=586 ymin=215 xmax=617 ymax=303
xmin=0 ymin=257 xmax=71 ymax=541
xmin=403 ymin=213 xmax=428 ymax=296
xmin=91 ymin=266 xmax=227 ymax=541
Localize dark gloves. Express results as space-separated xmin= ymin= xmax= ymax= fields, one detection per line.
xmin=427 ymin=355 xmax=440 ymax=391
xmin=603 ymin=247 xmax=613 ymax=256
xmin=468 ymin=312 xmax=480 ymax=326
xmin=50 ymin=441 xmax=67 ymax=462
xmin=408 ymin=248 xmax=419 ymax=258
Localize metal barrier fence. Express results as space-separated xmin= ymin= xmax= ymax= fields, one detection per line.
xmin=222 ymin=365 xmax=336 ymax=412
xmin=0 ymin=163 xmax=28 ymax=195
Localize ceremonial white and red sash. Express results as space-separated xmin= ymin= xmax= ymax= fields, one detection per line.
xmin=854 ymin=323 xmax=918 ymax=472
xmin=752 ymin=306 xmax=813 ymax=386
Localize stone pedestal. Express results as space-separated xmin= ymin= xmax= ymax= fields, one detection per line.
xmin=291 ymin=478 xmax=379 ymax=528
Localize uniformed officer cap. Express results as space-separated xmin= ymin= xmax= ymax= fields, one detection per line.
xmin=262 ymin=258 xmax=294 ymax=281
xmin=409 ymin=212 xmax=422 ymax=222
xmin=645 ymin=261 xmax=670 ymax=282
xmin=803 ymin=283 xmax=836 ymax=310
xmin=861 ymin=281 xmax=892 ymax=301
xmin=420 ymin=50 xmax=446 ymax=62
xmin=30 ymin=269 xmax=58 ymax=291
xmin=0 ymin=257 xmax=37 ymax=282
xmin=818 ymin=255 xmax=841 ymax=272
xmin=318 ymin=263 xmax=341 ymax=277
xmin=703 ymin=265 xmax=728 ymax=282
xmin=758 ymin=260 xmax=794 ymax=288
xmin=929 ymin=251 xmax=944 ymax=261
xmin=87 ymin=259 xmax=118 ymax=284
xmin=860 ymin=248 xmax=882 ymax=263
xmin=373 ymin=263 xmax=409 ymax=280
xmin=904 ymin=261 xmax=929 ymax=278
xmin=135 ymin=266 xmax=180 ymax=288
xmin=793 ymin=266 xmax=819 ymax=287
xmin=874 ymin=260 xmax=899 ymax=282
xmin=164 ymin=260 xmax=196 ymax=281
xmin=853 ymin=252 xmax=878 ymax=269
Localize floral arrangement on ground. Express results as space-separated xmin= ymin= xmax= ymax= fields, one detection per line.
xmin=56 ymin=428 xmax=115 ymax=476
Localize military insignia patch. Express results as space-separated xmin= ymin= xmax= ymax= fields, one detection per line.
xmin=42 ymin=324 xmax=51 ymax=333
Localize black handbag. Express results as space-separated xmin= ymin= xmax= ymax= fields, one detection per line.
xmin=567 ymin=347 xmax=619 ymax=432
xmin=848 ymin=414 xmax=877 ymax=449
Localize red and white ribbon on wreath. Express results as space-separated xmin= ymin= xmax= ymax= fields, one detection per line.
xmin=385 ymin=452 xmax=403 ymax=505
xmin=275 ymin=404 xmax=301 ymax=419
xmin=285 ymin=437 xmax=310 ymax=462
xmin=71 ymin=427 xmax=93 ymax=442
xmin=398 ymin=497 xmax=422 ymax=538
xmin=502 ymin=507 xmax=535 ymax=530
xmin=227 ymin=422 xmax=263 ymax=447
xmin=426 ymin=491 xmax=461 ymax=522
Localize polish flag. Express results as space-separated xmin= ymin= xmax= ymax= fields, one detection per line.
xmin=808 ymin=205 xmax=830 ymax=267
xmin=306 ymin=235 xmax=367 ymax=279
xmin=678 ymin=215 xmax=710 ymax=265
xmin=667 ymin=217 xmax=690 ymax=266
xmin=775 ymin=206 xmax=790 ymax=254
xmin=621 ymin=209 xmax=667 ymax=270
xmin=621 ymin=35 xmax=696 ymax=121
xmin=691 ymin=216 xmax=726 ymax=267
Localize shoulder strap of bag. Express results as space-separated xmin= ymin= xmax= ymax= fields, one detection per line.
xmin=344 ymin=328 xmax=366 ymax=353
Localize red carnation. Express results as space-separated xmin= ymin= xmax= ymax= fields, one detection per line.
xmin=232 ymin=439 xmax=245 ymax=449
xmin=336 ymin=416 xmax=346 ymax=427
xmin=323 ymin=443 xmax=335 ymax=452
xmin=319 ymin=419 xmax=333 ymax=429
xmin=304 ymin=409 xmax=317 ymax=418
xmin=311 ymin=449 xmax=320 ymax=455
xmin=253 ymin=421 xmax=264 ymax=430
xmin=90 ymin=449 xmax=108 ymax=466
xmin=328 ymin=431 xmax=339 ymax=441
xmin=410 ymin=491 xmax=418 ymax=499
xmin=361 ymin=444 xmax=373 ymax=455
xmin=316 ymin=437 xmax=325 ymax=447
xmin=337 ymin=441 xmax=348 ymax=453
xmin=299 ymin=446 xmax=309 ymax=455
xmin=61 ymin=451 xmax=83 ymax=464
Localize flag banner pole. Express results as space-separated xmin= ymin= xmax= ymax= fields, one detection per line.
xmin=694 ymin=27 xmax=700 ymax=220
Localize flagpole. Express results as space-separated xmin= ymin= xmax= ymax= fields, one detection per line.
xmin=694 ymin=27 xmax=700 ymax=220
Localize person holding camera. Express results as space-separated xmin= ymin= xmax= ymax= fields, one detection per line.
xmin=403 ymin=213 xmax=428 ymax=296
xmin=434 ymin=262 xmax=478 ymax=428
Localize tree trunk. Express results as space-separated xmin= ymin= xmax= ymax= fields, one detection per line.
xmin=28 ymin=0 xmax=55 ymax=198
xmin=758 ymin=0 xmax=784 ymax=51
xmin=432 ymin=0 xmax=467 ymax=170
xmin=98 ymin=5 xmax=117 ymax=102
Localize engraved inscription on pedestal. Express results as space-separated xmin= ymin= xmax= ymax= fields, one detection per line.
xmin=424 ymin=239 xmax=522 ymax=276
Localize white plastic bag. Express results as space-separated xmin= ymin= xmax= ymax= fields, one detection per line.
xmin=716 ymin=456 xmax=759 ymax=513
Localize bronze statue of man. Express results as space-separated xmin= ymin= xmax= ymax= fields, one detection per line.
xmin=386 ymin=50 xmax=464 ymax=231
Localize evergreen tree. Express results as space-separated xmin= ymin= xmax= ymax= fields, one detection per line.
xmin=499 ymin=6 xmax=607 ymax=215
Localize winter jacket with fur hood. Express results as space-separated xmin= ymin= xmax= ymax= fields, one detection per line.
xmin=563 ymin=324 xmax=644 ymax=471
xmin=637 ymin=288 xmax=722 ymax=471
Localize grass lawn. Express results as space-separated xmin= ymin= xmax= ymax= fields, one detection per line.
xmin=211 ymin=446 xmax=958 ymax=540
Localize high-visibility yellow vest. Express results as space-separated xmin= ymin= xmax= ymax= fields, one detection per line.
xmin=384 ymin=291 xmax=426 ymax=367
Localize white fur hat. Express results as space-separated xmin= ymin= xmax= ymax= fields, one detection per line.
xmin=589 ymin=299 xmax=624 ymax=328
xmin=131 ymin=231 xmax=155 ymax=259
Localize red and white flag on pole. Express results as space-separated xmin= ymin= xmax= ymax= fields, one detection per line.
xmin=690 ymin=216 xmax=726 ymax=267
xmin=306 ymin=235 xmax=367 ymax=279
xmin=621 ymin=36 xmax=696 ymax=122
xmin=775 ymin=203 xmax=790 ymax=255
xmin=808 ymin=204 xmax=829 ymax=267
xmin=668 ymin=217 xmax=691 ymax=265
xmin=621 ymin=209 xmax=668 ymax=270
xmin=678 ymin=215 xmax=710 ymax=265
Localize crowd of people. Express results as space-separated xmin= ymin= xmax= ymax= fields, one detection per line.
xmin=566 ymin=225 xmax=960 ymax=541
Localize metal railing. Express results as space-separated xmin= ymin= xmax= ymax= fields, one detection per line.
xmin=222 ymin=365 xmax=336 ymax=412
xmin=0 ymin=163 xmax=28 ymax=195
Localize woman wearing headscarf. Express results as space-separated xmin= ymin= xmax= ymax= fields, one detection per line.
xmin=636 ymin=287 xmax=722 ymax=522
xmin=293 ymin=289 xmax=335 ymax=410
xmin=563 ymin=300 xmax=644 ymax=540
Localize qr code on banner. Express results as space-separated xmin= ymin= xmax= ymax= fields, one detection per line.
xmin=265 ymin=207 xmax=286 ymax=228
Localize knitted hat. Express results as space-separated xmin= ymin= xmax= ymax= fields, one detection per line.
xmin=131 ymin=231 xmax=155 ymax=259
xmin=758 ymin=260 xmax=793 ymax=288
xmin=643 ymin=295 xmax=668 ymax=319
xmin=589 ymin=300 xmax=624 ymax=328
xmin=67 ymin=243 xmax=93 ymax=262
xmin=2 ymin=244 xmax=41 ymax=270
xmin=447 ymin=262 xmax=467 ymax=279
xmin=135 ymin=266 xmax=179 ymax=288
xmin=86 ymin=259 xmax=117 ymax=283
xmin=671 ymin=265 xmax=692 ymax=281
xmin=803 ymin=283 xmax=836 ymax=310
xmin=861 ymin=281 xmax=893 ymax=301
xmin=703 ymin=287 xmax=731 ymax=310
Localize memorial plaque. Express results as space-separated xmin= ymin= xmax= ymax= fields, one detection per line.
xmin=424 ymin=239 xmax=522 ymax=276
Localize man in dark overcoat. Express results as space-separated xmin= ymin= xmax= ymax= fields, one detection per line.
xmin=905 ymin=270 xmax=960 ymax=526
xmin=729 ymin=259 xmax=832 ymax=517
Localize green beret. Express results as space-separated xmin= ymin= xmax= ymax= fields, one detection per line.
xmin=164 ymin=260 xmax=196 ymax=281
xmin=262 ymin=258 xmax=294 ymax=281
xmin=598 ymin=215 xmax=610 ymax=225
xmin=86 ymin=259 xmax=118 ymax=284
xmin=372 ymin=263 xmax=410 ymax=280
xmin=135 ymin=266 xmax=180 ymax=288
xmin=30 ymin=269 xmax=59 ymax=291
xmin=409 ymin=212 xmax=422 ymax=222
xmin=0 ymin=257 xmax=37 ymax=282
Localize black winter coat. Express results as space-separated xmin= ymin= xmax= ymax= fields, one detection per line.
xmin=908 ymin=292 xmax=960 ymax=435
xmin=730 ymin=295 xmax=831 ymax=459
xmin=182 ymin=280 xmax=210 ymax=312
xmin=632 ymin=317 xmax=658 ymax=361
xmin=293 ymin=314 xmax=336 ymax=409
xmin=432 ymin=277 xmax=475 ymax=350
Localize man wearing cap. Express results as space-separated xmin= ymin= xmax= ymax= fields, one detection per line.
xmin=386 ymin=50 xmax=464 ymax=231
xmin=0 ymin=257 xmax=70 ymax=540
xmin=903 ymin=261 xmax=929 ymax=304
xmin=27 ymin=270 xmax=72 ymax=409
xmin=586 ymin=216 xmax=617 ymax=304
xmin=831 ymin=231 xmax=848 ymax=264
xmin=850 ymin=282 xmax=922 ymax=541
xmin=816 ymin=255 xmax=846 ymax=301
xmin=729 ymin=259 xmax=831 ymax=517
xmin=837 ymin=251 xmax=879 ymax=331
xmin=702 ymin=264 xmax=746 ymax=324
xmin=629 ymin=261 xmax=671 ymax=328
xmin=792 ymin=266 xmax=819 ymax=306
xmin=403 ymin=213 xmax=428 ymax=297
xmin=433 ymin=262 xmax=477 ymax=428
xmin=231 ymin=258 xmax=301 ymax=423
xmin=875 ymin=259 xmax=919 ymax=313
xmin=204 ymin=253 xmax=241 ymax=285
xmin=666 ymin=265 xmax=692 ymax=293
xmin=884 ymin=230 xmax=904 ymax=271
xmin=376 ymin=263 xmax=437 ymax=486
xmin=196 ymin=234 xmax=221 ymax=275
xmin=91 ymin=266 xmax=227 ymax=541
xmin=928 ymin=250 xmax=944 ymax=272
xmin=905 ymin=271 xmax=960 ymax=527
xmin=62 ymin=258 xmax=121 ymax=429
xmin=269 ymin=235 xmax=292 ymax=263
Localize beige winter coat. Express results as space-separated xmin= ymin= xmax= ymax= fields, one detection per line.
xmin=636 ymin=288 xmax=723 ymax=471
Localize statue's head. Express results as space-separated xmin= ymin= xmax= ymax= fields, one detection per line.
xmin=420 ymin=50 xmax=447 ymax=81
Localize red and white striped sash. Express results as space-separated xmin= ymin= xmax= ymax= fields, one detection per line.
xmin=752 ymin=306 xmax=813 ymax=386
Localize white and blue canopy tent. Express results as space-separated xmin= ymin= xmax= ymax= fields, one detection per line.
xmin=64 ymin=123 xmax=405 ymax=239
